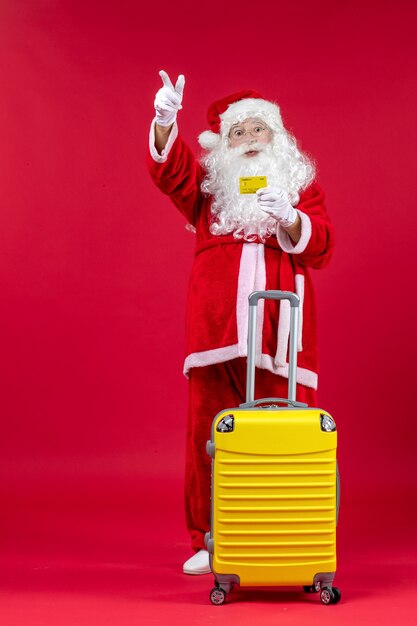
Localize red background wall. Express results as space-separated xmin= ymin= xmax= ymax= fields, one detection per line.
xmin=0 ymin=0 xmax=416 ymax=570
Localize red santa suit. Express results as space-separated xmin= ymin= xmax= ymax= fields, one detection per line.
xmin=147 ymin=96 xmax=334 ymax=551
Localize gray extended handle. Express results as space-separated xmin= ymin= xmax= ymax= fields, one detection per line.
xmin=247 ymin=290 xmax=300 ymax=404
xmin=240 ymin=397 xmax=308 ymax=409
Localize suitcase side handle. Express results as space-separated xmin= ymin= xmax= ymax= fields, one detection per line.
xmin=247 ymin=290 xmax=300 ymax=404
xmin=239 ymin=397 xmax=308 ymax=409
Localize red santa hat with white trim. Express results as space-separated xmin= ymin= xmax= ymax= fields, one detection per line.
xmin=198 ymin=89 xmax=285 ymax=150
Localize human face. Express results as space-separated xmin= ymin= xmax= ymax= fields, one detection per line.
xmin=228 ymin=117 xmax=273 ymax=156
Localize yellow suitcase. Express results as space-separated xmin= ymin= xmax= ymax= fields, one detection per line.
xmin=206 ymin=291 xmax=340 ymax=606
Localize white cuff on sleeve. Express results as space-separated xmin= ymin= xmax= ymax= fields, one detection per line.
xmin=149 ymin=118 xmax=179 ymax=163
xmin=276 ymin=209 xmax=312 ymax=254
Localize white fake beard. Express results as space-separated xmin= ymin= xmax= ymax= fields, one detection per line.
xmin=201 ymin=142 xmax=290 ymax=242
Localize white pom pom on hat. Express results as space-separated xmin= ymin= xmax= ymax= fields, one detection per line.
xmin=198 ymin=89 xmax=284 ymax=150
xmin=198 ymin=130 xmax=222 ymax=150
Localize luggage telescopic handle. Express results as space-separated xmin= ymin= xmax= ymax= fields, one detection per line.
xmin=240 ymin=397 xmax=308 ymax=409
xmin=247 ymin=290 xmax=300 ymax=404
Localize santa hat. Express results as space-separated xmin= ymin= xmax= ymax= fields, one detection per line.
xmin=198 ymin=90 xmax=284 ymax=150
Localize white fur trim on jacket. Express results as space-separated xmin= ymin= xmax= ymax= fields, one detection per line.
xmin=237 ymin=244 xmax=264 ymax=356
xmin=254 ymin=245 xmax=266 ymax=366
xmin=259 ymin=354 xmax=318 ymax=389
xmin=275 ymin=273 xmax=305 ymax=365
xmin=275 ymin=299 xmax=291 ymax=367
xmin=183 ymin=347 xmax=318 ymax=390
xmin=149 ymin=118 xmax=178 ymax=163
xmin=277 ymin=209 xmax=312 ymax=254
xmin=236 ymin=243 xmax=266 ymax=365
xmin=184 ymin=344 xmax=240 ymax=372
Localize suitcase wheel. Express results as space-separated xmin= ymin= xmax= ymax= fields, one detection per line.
xmin=303 ymin=582 xmax=320 ymax=593
xmin=332 ymin=587 xmax=342 ymax=604
xmin=320 ymin=586 xmax=341 ymax=605
xmin=210 ymin=587 xmax=226 ymax=605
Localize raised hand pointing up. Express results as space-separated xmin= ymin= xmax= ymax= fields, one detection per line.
xmin=154 ymin=70 xmax=185 ymax=128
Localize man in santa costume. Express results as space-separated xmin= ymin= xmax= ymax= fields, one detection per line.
xmin=148 ymin=70 xmax=334 ymax=575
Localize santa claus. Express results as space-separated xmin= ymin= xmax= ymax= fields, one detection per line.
xmin=148 ymin=70 xmax=334 ymax=575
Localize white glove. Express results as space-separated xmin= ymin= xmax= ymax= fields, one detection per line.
xmin=256 ymin=187 xmax=297 ymax=228
xmin=154 ymin=70 xmax=185 ymax=127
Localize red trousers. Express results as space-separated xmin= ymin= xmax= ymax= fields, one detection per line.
xmin=184 ymin=358 xmax=317 ymax=552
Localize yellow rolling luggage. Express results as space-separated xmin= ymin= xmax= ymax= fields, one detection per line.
xmin=206 ymin=291 xmax=340 ymax=606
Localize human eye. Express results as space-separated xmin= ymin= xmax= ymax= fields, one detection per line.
xmin=233 ymin=128 xmax=244 ymax=137
xmin=254 ymin=126 xmax=264 ymax=133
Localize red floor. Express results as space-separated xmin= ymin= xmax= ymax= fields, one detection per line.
xmin=1 ymin=477 xmax=416 ymax=625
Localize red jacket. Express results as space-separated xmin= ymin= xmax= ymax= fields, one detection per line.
xmin=148 ymin=130 xmax=334 ymax=389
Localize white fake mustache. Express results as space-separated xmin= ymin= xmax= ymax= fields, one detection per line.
xmin=229 ymin=142 xmax=270 ymax=157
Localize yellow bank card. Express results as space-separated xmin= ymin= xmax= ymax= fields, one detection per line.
xmin=239 ymin=176 xmax=267 ymax=194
